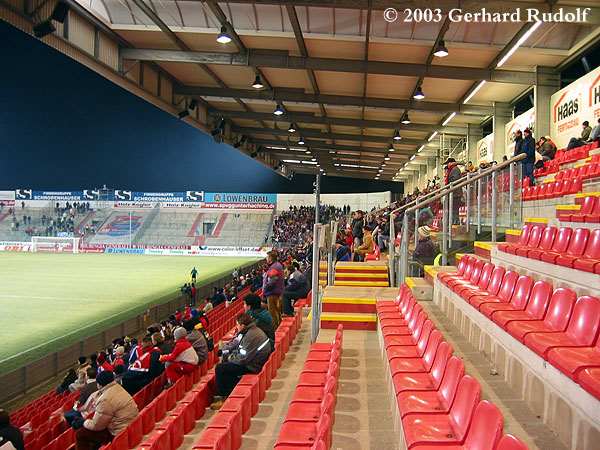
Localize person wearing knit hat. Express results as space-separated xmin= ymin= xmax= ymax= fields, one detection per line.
xmin=413 ymin=225 xmax=438 ymax=276
xmin=112 ymin=346 xmax=125 ymax=368
xmin=74 ymin=364 xmax=138 ymax=450
xmin=159 ymin=326 xmax=199 ymax=384
xmin=417 ymin=225 xmax=430 ymax=239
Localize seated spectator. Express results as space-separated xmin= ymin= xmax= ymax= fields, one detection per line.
xmin=535 ymin=136 xmax=557 ymax=168
xmin=96 ymin=352 xmax=113 ymax=374
xmin=65 ymin=367 xmax=98 ymax=426
xmin=72 ymin=371 xmax=138 ymax=450
xmin=57 ymin=368 xmax=77 ymax=394
xmin=376 ymin=216 xmax=390 ymax=251
xmin=0 ymin=408 xmax=24 ymax=450
xmin=590 ymin=118 xmax=600 ymax=143
xmin=211 ymin=287 xmax=226 ymax=307
xmin=183 ymin=319 xmax=209 ymax=365
xmin=69 ymin=356 xmax=90 ymax=392
xmin=210 ymin=313 xmax=271 ymax=410
xmin=122 ymin=337 xmax=163 ymax=395
xmin=282 ymin=262 xmax=309 ymax=317
xmin=353 ymin=226 xmax=374 ymax=261
xmin=113 ymin=365 xmax=125 ymax=385
xmin=112 ymin=347 xmax=125 ymax=369
xmin=244 ymin=294 xmax=275 ymax=348
xmin=567 ymin=120 xmax=592 ymax=149
xmin=151 ymin=332 xmax=172 ymax=355
xmin=412 ymin=226 xmax=439 ymax=275
xmin=159 ymin=326 xmax=198 ymax=384
xmin=335 ymin=241 xmax=351 ymax=262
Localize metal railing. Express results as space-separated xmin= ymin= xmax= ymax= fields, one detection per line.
xmin=391 ymin=153 xmax=526 ymax=286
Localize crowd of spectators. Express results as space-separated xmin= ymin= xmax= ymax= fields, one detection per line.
xmin=2 ymin=201 xmax=92 ymax=237
xmin=271 ymin=204 xmax=345 ymax=246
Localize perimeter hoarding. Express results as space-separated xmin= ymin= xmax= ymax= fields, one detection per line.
xmin=505 ymin=108 xmax=536 ymax=157
xmin=113 ymin=191 xmax=204 ymax=208
xmin=203 ymin=193 xmax=277 ymax=209
xmin=550 ymin=65 xmax=600 ymax=149
xmin=476 ymin=134 xmax=495 ymax=165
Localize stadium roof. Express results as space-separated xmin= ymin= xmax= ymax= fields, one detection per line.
xmin=73 ymin=0 xmax=600 ymax=180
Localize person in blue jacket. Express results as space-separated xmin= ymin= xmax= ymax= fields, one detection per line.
xmin=514 ymin=128 xmax=536 ymax=186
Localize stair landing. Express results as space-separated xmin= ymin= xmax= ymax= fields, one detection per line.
xmin=335 ymin=260 xmax=390 ymax=287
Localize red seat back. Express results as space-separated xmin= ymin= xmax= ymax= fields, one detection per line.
xmin=421 ymin=330 xmax=443 ymax=371
xmin=462 ymin=401 xmax=504 ymax=450
xmin=415 ymin=320 xmax=435 ymax=354
xmin=496 ymin=434 xmax=529 ymax=450
xmin=524 ymin=281 xmax=553 ymax=319
xmin=538 ymin=184 xmax=548 ymax=198
xmin=517 ymin=225 xmax=532 ymax=246
xmin=570 ymin=177 xmax=583 ymax=194
xmin=583 ymin=229 xmax=600 ymax=260
xmin=526 ymin=226 xmax=543 ymax=248
xmin=538 ymin=227 xmax=557 ymax=251
xmin=565 ymin=228 xmax=590 ymax=257
xmin=448 ymin=375 xmax=481 ymax=442
xmin=498 ymin=271 xmax=519 ymax=302
xmin=509 ymin=276 xmax=534 ymax=309
xmin=476 ymin=263 xmax=495 ymax=290
xmin=468 ymin=260 xmax=485 ymax=284
xmin=486 ymin=267 xmax=506 ymax=295
xmin=456 ymin=255 xmax=470 ymax=275
xmin=543 ymin=288 xmax=577 ymax=330
xmin=438 ymin=356 xmax=465 ymax=406
xmin=461 ymin=258 xmax=478 ymax=280
xmin=551 ymin=228 xmax=573 ymax=253
xmin=565 ymin=296 xmax=600 ymax=345
xmin=428 ymin=341 xmax=453 ymax=386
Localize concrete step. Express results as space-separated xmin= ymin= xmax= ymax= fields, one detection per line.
xmin=320 ymin=312 xmax=377 ymax=331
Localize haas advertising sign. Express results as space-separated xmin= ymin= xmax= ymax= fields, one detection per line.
xmin=551 ymin=66 xmax=600 ymax=149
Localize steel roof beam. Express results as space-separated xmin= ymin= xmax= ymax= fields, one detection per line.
xmin=122 ymin=48 xmax=536 ymax=84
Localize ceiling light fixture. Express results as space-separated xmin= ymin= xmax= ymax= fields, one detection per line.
xmin=216 ymin=26 xmax=232 ymax=44
xmin=496 ymin=21 xmax=542 ymax=68
xmin=442 ymin=112 xmax=457 ymax=126
xmin=251 ymin=75 xmax=264 ymax=89
xmin=273 ymin=104 xmax=284 ymax=116
xmin=282 ymin=159 xmax=301 ymax=164
xmin=413 ymin=86 xmax=425 ymax=100
xmin=393 ymin=130 xmax=402 ymax=141
xmin=298 ymin=137 xmax=305 ymax=145
xmin=410 ymin=155 xmax=416 ymax=161
xmin=417 ymin=145 xmax=425 ymax=153
xmin=305 ymin=150 xmax=311 ymax=154
xmin=428 ymin=131 xmax=438 ymax=142
xmin=463 ymin=80 xmax=486 ymax=104
xmin=384 ymin=155 xmax=391 ymax=161
xmin=401 ymin=113 xmax=411 ymax=125
xmin=388 ymin=145 xmax=395 ymax=152
xmin=433 ymin=40 xmax=449 ymax=58
xmin=288 ymin=123 xmax=297 ymax=133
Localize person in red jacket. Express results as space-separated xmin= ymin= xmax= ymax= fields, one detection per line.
xmin=159 ymin=327 xmax=199 ymax=384
xmin=96 ymin=352 xmax=114 ymax=374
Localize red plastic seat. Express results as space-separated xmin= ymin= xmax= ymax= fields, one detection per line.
xmin=469 ymin=271 xmax=519 ymax=310
xmin=386 ymin=320 xmax=435 ymax=360
xmin=401 ymin=376 xmax=481 ymax=448
xmin=584 ymin=196 xmax=600 ymax=223
xmin=524 ymin=296 xmax=600 ymax=358
xmin=284 ymin=393 xmax=334 ymax=423
xmin=512 ymin=226 xmax=544 ymax=257
xmin=526 ymin=226 xmax=557 ymax=259
xmin=534 ymin=227 xmax=572 ymax=263
xmin=460 ymin=266 xmax=505 ymax=301
xmin=492 ymin=281 xmax=553 ymax=329
xmin=192 ymin=426 xmax=231 ymax=450
xmin=388 ymin=331 xmax=443 ymax=376
xmin=455 ymin=263 xmax=494 ymax=297
xmin=479 ymin=275 xmax=533 ymax=318
xmin=290 ymin=376 xmax=336 ymax=403
xmin=573 ymin=229 xmax=600 ymax=273
xmin=391 ymin=342 xmax=453 ymax=394
xmin=297 ymin=362 xmax=338 ymax=387
xmin=555 ymin=228 xmax=590 ymax=268
xmin=576 ymin=367 xmax=600 ymax=399
xmin=111 ymin=430 xmax=129 ymax=450
xmin=568 ymin=196 xmax=596 ymax=222
xmin=206 ymin=410 xmax=242 ymax=450
xmin=127 ymin=414 xmax=143 ymax=448
xmin=496 ymin=434 xmax=529 ymax=450
xmin=276 ymin=413 xmax=331 ymax=449
xmin=438 ymin=256 xmax=471 ymax=283
xmin=506 ymin=288 xmax=577 ymax=342
xmin=384 ymin=315 xmax=430 ymax=348
xmin=450 ymin=260 xmax=485 ymax=292
xmin=396 ymin=356 xmax=465 ymax=417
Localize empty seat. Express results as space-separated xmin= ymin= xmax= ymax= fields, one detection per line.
xmin=576 ymin=367 xmax=600 ymax=399
xmin=388 ymin=331 xmax=443 ymax=376
xmin=386 ymin=320 xmax=435 ymax=360
xmin=555 ymin=228 xmax=590 ymax=268
xmin=526 ymin=227 xmax=557 ymax=260
xmin=460 ymin=266 xmax=506 ymax=302
xmin=479 ymin=275 xmax=533 ymax=319
xmin=573 ymin=229 xmax=600 ymax=274
xmin=567 ymin=196 xmax=596 ymax=222
xmin=525 ymin=296 xmax=600 ymax=358
xmin=496 ymin=434 xmax=529 ymax=450
xmin=454 ymin=263 xmax=494 ymax=297
xmin=492 ymin=281 xmax=553 ymax=329
xmin=391 ymin=342 xmax=453 ymax=394
xmin=469 ymin=271 xmax=519 ymax=310
xmin=506 ymin=288 xmax=577 ymax=343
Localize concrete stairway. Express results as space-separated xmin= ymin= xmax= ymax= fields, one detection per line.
xmin=334 ymin=261 xmax=390 ymax=287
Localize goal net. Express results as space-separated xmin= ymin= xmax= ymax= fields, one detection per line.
xmin=31 ymin=236 xmax=81 ymax=253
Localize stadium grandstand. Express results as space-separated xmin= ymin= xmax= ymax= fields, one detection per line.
xmin=1 ymin=1 xmax=600 ymax=450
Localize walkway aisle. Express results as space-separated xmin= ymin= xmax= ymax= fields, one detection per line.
xmin=328 ymin=329 xmax=398 ymax=450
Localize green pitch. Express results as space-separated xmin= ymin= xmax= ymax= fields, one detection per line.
xmin=0 ymin=252 xmax=259 ymax=375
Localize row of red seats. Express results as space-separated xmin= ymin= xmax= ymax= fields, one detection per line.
xmin=376 ymin=285 xmax=528 ymax=449
xmin=438 ymin=255 xmax=600 ymax=399
xmin=555 ymin=161 xmax=600 ymax=182
xmin=10 ymin=390 xmax=66 ymax=428
xmin=559 ymin=195 xmax=600 ymax=223
xmin=498 ymin=224 xmax=600 ymax=274
xmin=522 ymin=177 xmax=582 ymax=201
xmin=192 ymin=308 xmax=304 ymax=450
xmin=274 ymin=325 xmax=343 ymax=449
xmin=534 ymin=142 xmax=598 ymax=177
xmin=37 ymin=301 xmax=248 ymax=450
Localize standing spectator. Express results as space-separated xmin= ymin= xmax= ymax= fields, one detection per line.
xmin=443 ymin=157 xmax=463 ymax=222
xmin=351 ymin=211 xmax=364 ymax=247
xmin=282 ymin=262 xmax=309 ymax=317
xmin=262 ymin=250 xmax=284 ymax=329
xmin=514 ymin=129 xmax=535 ymax=186
xmin=567 ymin=121 xmax=592 ymax=149
xmin=0 ymin=408 xmax=24 ymax=450
xmin=210 ymin=313 xmax=271 ymax=410
xmin=73 ymin=371 xmax=138 ymax=450
xmin=159 ymin=327 xmax=198 ymax=384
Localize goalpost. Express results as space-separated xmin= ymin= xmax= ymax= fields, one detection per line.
xmin=31 ymin=236 xmax=81 ymax=253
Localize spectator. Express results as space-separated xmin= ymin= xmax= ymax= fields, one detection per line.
xmin=376 ymin=216 xmax=390 ymax=251
xmin=122 ymin=337 xmax=163 ymax=395
xmin=589 ymin=118 xmax=600 ymax=143
xmin=73 ymin=371 xmax=138 ymax=450
xmin=112 ymin=347 xmax=125 ymax=369
xmin=0 ymin=408 xmax=24 ymax=450
xmin=535 ymin=136 xmax=557 ymax=168
xmin=514 ymin=128 xmax=535 ymax=186
xmin=282 ymin=262 xmax=309 ymax=316
xmin=151 ymin=332 xmax=172 ymax=355
xmin=351 ymin=211 xmax=364 ymax=247
xmin=64 ymin=367 xmax=99 ymax=427
xmin=69 ymin=356 xmax=90 ymax=392
xmin=465 ymin=161 xmax=476 ymax=173
xmin=210 ymin=313 xmax=271 ymax=410
xmin=183 ymin=319 xmax=208 ymax=365
xmin=159 ymin=327 xmax=198 ymax=384
xmin=96 ymin=352 xmax=114 ymax=373
xmin=443 ymin=157 xmax=463 ymax=222
xmin=77 ymin=367 xmax=99 ymax=407
xmin=335 ymin=241 xmax=351 ymax=262
xmin=353 ymin=226 xmax=374 ymax=261
xmin=113 ymin=365 xmax=125 ymax=385
xmin=412 ymin=226 xmax=439 ymax=274
xmin=57 ymin=368 xmax=77 ymax=394
xmin=244 ymin=294 xmax=275 ymax=349
xmin=262 ymin=250 xmax=284 ymax=329
xmin=567 ymin=120 xmax=592 ymax=149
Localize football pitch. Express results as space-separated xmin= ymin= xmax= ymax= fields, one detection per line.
xmin=0 ymin=252 xmax=259 ymax=375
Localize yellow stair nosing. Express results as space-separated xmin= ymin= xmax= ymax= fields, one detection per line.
xmin=524 ymin=217 xmax=549 ymax=224
xmin=320 ymin=313 xmax=377 ymax=322
xmin=322 ymin=297 xmax=377 ymax=304
xmin=575 ymin=191 xmax=600 ymax=198
xmin=474 ymin=241 xmax=493 ymax=251
xmin=556 ymin=205 xmax=581 ymax=211
xmin=505 ymin=229 xmax=522 ymax=236
xmin=335 ymin=281 xmax=390 ymax=286
xmin=335 ymin=273 xmax=389 ymax=279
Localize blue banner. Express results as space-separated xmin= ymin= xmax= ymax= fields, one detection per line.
xmin=114 ymin=191 xmax=204 ymax=203
xmin=104 ymin=247 xmax=145 ymax=254
xmin=204 ymin=192 xmax=276 ymax=206
xmin=15 ymin=190 xmax=84 ymax=201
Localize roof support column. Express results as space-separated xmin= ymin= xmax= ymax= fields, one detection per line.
xmin=493 ymin=102 xmax=512 ymax=161
xmin=466 ymin=123 xmax=484 ymax=165
xmin=534 ymin=66 xmax=560 ymax=139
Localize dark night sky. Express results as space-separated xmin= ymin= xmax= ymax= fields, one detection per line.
xmin=0 ymin=20 xmax=403 ymax=195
